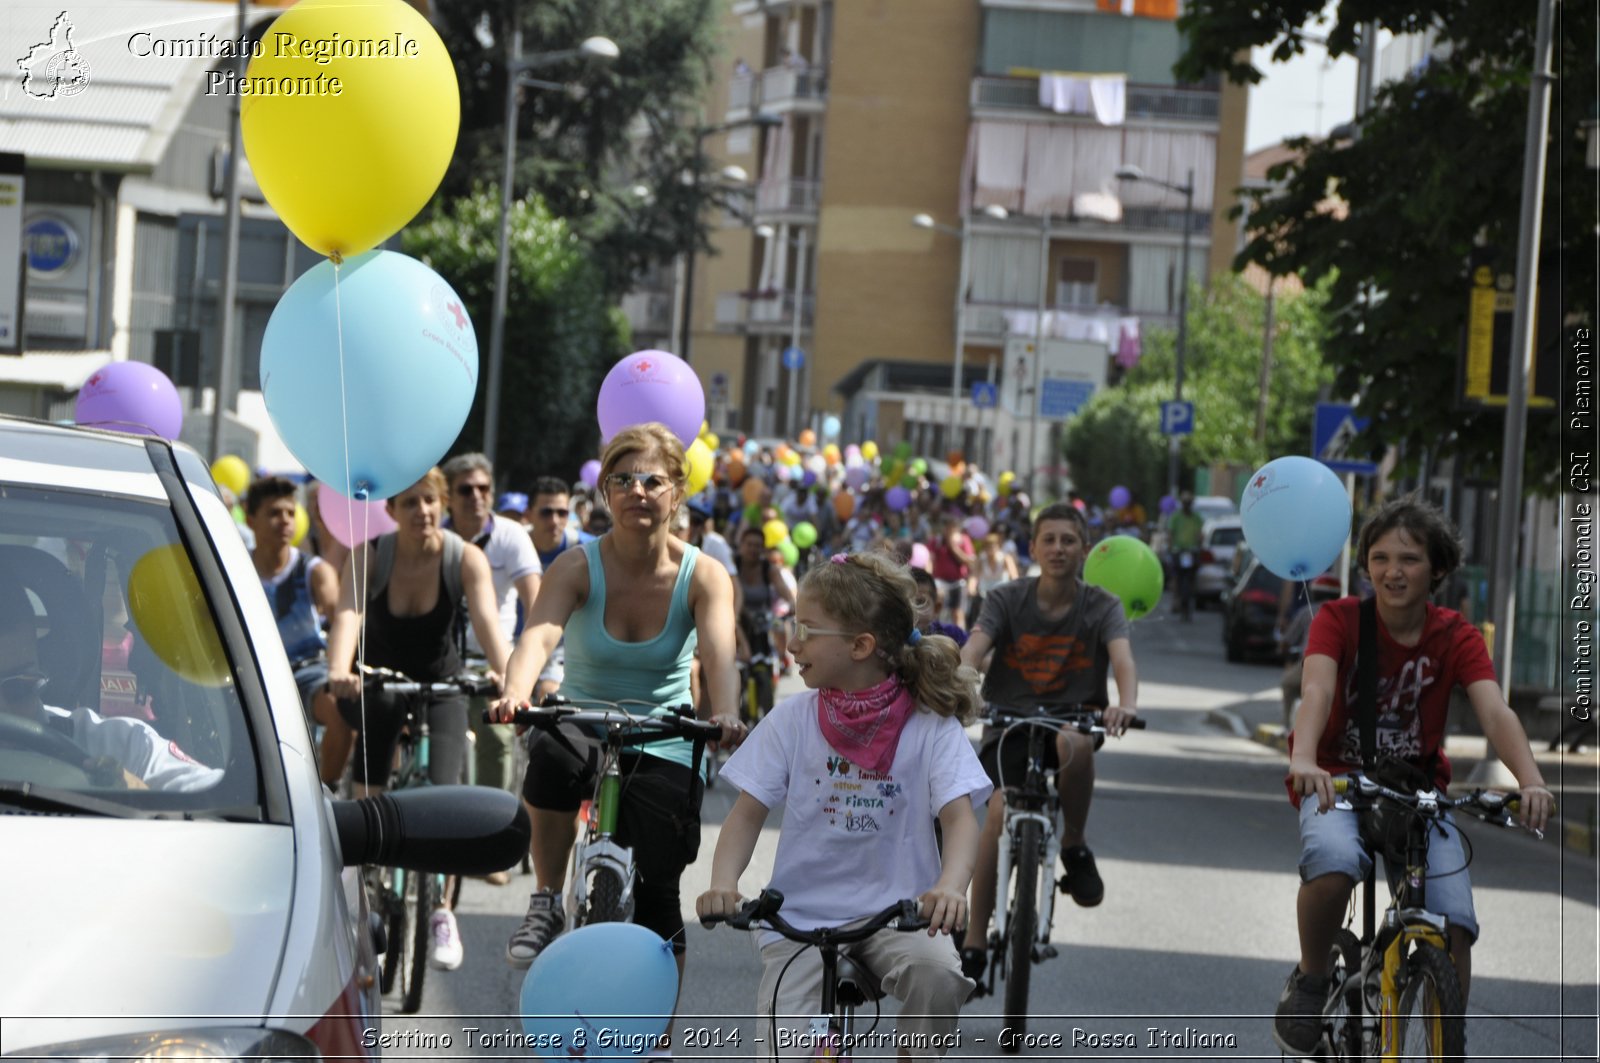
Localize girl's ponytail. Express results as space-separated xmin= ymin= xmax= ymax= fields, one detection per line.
xmin=897 ymin=630 xmax=982 ymax=724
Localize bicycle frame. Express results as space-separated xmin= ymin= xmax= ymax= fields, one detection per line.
xmin=991 ymin=723 xmax=1060 ymax=959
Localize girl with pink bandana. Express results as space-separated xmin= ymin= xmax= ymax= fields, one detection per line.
xmin=697 ymin=551 xmax=992 ymax=1062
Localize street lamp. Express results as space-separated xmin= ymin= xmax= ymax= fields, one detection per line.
xmin=483 ymin=31 xmax=619 ymax=472
xmin=676 ymin=112 xmax=781 ymax=363
xmin=1116 ymin=163 xmax=1195 ymax=502
xmin=912 ymin=204 xmax=1007 ymax=457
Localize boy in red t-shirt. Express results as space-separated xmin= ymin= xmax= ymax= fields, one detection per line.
xmin=1273 ymin=498 xmax=1554 ymax=1057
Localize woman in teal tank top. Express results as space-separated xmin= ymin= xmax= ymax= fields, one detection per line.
xmin=491 ymin=424 xmax=745 ymax=987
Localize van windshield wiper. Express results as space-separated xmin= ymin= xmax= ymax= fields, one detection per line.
xmin=0 ymin=782 xmax=157 ymax=819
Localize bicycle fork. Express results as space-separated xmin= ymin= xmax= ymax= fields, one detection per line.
xmin=992 ymin=810 xmax=1060 ymax=959
xmin=566 ymin=757 xmax=637 ymax=923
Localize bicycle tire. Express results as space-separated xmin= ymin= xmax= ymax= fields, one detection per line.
xmin=377 ymin=875 xmax=401 ymax=995
xmin=1001 ymin=818 xmax=1041 ymax=1051
xmin=1326 ymin=929 xmax=1363 ymax=1061
xmin=1388 ymin=943 xmax=1465 ymax=1062
xmin=584 ymin=865 xmax=628 ymax=925
xmin=397 ymin=869 xmax=435 ymax=1015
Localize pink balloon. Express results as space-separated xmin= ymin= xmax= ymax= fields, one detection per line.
xmin=909 ymin=543 xmax=931 ymax=571
xmin=963 ymin=516 xmax=990 ymax=539
xmin=579 ymin=460 xmax=602 ymax=489
xmin=316 ymin=482 xmax=397 ymax=548
xmin=75 ymin=361 xmax=183 ymax=439
xmin=596 ymin=350 xmax=705 ymax=446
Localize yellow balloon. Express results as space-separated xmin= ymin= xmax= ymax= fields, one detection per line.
xmin=861 ymin=440 xmax=880 ymax=462
xmin=240 ymin=0 xmax=460 ymax=258
xmin=702 ymin=432 xmax=720 ymax=452
xmin=210 ymin=455 xmax=250 ymax=496
xmin=763 ymin=519 xmax=790 ymax=549
xmin=127 ymin=544 xmax=231 ymax=687
xmin=291 ymin=503 xmax=310 ymax=547
xmin=941 ymin=474 xmax=964 ymax=499
xmin=685 ymin=438 xmax=714 ymax=496
xmin=783 ymin=449 xmax=803 ymax=467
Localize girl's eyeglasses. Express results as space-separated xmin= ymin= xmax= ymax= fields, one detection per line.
xmin=603 ymin=472 xmax=674 ymax=496
xmin=781 ymin=617 xmax=852 ymax=643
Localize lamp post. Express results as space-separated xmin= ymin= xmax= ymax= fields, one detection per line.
xmin=912 ymin=204 xmax=1007 ymax=457
xmin=1116 ymin=163 xmax=1194 ymax=501
xmin=483 ymin=30 xmax=619 ymax=472
xmin=676 ymin=112 xmax=781 ymax=363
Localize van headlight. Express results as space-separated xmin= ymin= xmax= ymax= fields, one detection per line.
xmin=7 ymin=1028 xmax=318 ymax=1062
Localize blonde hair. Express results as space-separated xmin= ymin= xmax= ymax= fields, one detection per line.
xmin=598 ymin=423 xmax=687 ymax=515
xmin=388 ymin=466 xmax=447 ymax=506
xmin=800 ymin=550 xmax=982 ymax=724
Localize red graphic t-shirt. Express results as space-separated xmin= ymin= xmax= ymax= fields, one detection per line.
xmin=1287 ymin=597 xmax=1495 ymax=805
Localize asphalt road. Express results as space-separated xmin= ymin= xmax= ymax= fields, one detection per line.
xmin=377 ymin=600 xmax=1599 ymax=1062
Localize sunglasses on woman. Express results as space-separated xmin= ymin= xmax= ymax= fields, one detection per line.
xmin=603 ymin=472 xmax=674 ymax=496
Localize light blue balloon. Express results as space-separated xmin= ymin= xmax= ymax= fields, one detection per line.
xmin=519 ymin=922 xmax=678 ymax=1058
xmin=1239 ymin=455 xmax=1352 ymax=580
xmin=821 ymin=414 xmax=841 ymax=440
xmin=261 ymin=250 xmax=478 ymax=501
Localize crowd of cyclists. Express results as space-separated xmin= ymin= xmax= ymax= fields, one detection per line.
xmin=228 ymin=428 xmax=1553 ymax=1061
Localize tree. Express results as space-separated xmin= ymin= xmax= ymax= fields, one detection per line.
xmin=430 ymin=0 xmax=725 ymax=297
xmin=1064 ymin=273 xmax=1334 ymax=501
xmin=404 ymin=188 xmax=626 ymax=486
xmin=1175 ymin=0 xmax=1595 ymax=493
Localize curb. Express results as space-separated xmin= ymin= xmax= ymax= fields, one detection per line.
xmin=1242 ymin=723 xmax=1597 ymax=859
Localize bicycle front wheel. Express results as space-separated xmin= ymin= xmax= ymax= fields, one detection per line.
xmin=1387 ymin=943 xmax=1465 ymax=1062
xmin=1326 ymin=929 xmax=1363 ymax=1061
xmin=1001 ymin=818 xmax=1041 ymax=1052
xmin=396 ymin=868 xmax=435 ymax=1015
xmin=583 ymin=865 xmax=629 ymax=924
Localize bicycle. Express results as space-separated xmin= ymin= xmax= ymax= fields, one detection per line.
xmin=508 ymin=695 xmax=721 ymax=926
xmin=977 ymin=706 xmax=1145 ymax=1051
xmin=353 ymin=664 xmax=495 ymax=1014
xmin=703 ymin=888 xmax=929 ymax=1061
xmin=1305 ymin=774 xmax=1536 ymax=1062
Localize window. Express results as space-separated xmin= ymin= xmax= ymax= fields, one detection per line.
xmin=1057 ymin=257 xmax=1098 ymax=308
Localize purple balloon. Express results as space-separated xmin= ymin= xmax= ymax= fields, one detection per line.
xmin=579 ymin=459 xmax=602 ymax=489
xmin=1108 ymin=485 xmax=1131 ymax=509
xmin=963 ymin=516 xmax=990 ymax=539
xmin=597 ymin=350 xmax=705 ymax=446
xmin=844 ymin=465 xmax=869 ymax=490
xmin=1158 ymin=494 xmax=1178 ymax=515
xmin=885 ymin=486 xmax=912 ymax=511
xmin=75 ymin=361 xmax=183 ymax=439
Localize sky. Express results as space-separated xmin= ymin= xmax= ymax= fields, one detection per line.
xmin=1245 ymin=43 xmax=1359 ymax=153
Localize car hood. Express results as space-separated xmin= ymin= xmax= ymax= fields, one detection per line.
xmin=1 ymin=818 xmax=295 ymax=1052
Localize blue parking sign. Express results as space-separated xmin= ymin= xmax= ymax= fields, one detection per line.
xmin=1160 ymin=401 xmax=1194 ymax=436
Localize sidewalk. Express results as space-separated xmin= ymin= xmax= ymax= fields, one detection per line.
xmin=1207 ymin=683 xmax=1600 ymax=859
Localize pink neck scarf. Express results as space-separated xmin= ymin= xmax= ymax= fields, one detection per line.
xmin=817 ymin=675 xmax=917 ymax=773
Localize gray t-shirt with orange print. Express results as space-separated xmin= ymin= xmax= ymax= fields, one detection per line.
xmin=973 ymin=577 xmax=1129 ymax=714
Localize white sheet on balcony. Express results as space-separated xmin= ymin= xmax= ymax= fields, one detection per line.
xmin=1037 ymin=73 xmax=1127 ymax=125
xmin=1000 ymin=307 xmax=1143 ymax=358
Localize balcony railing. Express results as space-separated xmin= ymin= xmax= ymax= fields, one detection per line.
xmin=758 ymin=67 xmax=827 ymax=110
xmin=754 ymin=178 xmax=821 ymax=217
xmin=715 ymin=290 xmax=816 ymax=332
xmin=728 ymin=73 xmax=756 ymax=114
xmin=971 ymin=76 xmax=1220 ymax=122
xmin=963 ymin=300 xmax=1174 ymax=338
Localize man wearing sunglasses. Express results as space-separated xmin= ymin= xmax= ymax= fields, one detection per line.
xmin=526 ymin=476 xmax=596 ymax=703
xmin=0 ymin=566 xmax=222 ymax=793
xmin=441 ymin=454 xmax=543 ymax=848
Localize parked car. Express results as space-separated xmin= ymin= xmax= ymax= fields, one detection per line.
xmin=0 ymin=416 xmax=530 ymax=1058
xmin=1221 ymin=556 xmax=1288 ymax=663
xmin=1190 ymin=494 xmax=1238 ymax=524
xmin=1194 ymin=516 xmax=1246 ymax=604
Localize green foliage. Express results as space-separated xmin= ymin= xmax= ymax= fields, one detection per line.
xmin=404 ymin=188 xmax=625 ymax=487
xmin=1065 ymin=274 xmax=1334 ymax=500
xmin=430 ymin=0 xmax=724 ymax=297
xmin=1177 ymin=0 xmax=1595 ymax=493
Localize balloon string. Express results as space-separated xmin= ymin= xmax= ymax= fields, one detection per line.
xmin=331 ymin=259 xmax=369 ymax=774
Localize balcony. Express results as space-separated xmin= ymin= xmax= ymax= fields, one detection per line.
xmin=715 ymin=290 xmax=815 ymax=333
xmin=753 ymin=178 xmax=821 ymax=223
xmin=963 ymin=300 xmax=1174 ymax=342
xmin=621 ymin=290 xmax=673 ymax=337
xmin=758 ymin=67 xmax=827 ymax=114
xmin=731 ymin=0 xmax=822 ymax=13
xmin=971 ymin=76 xmax=1220 ymax=123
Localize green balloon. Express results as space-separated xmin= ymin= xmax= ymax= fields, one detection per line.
xmin=1082 ymin=536 xmax=1165 ymax=621
xmin=901 ymin=473 xmax=919 ymax=489
xmin=910 ymin=458 xmax=928 ymax=476
xmin=744 ymin=502 xmax=762 ymax=526
xmin=792 ymin=521 xmax=818 ymax=548
xmin=893 ymin=441 xmax=913 ymax=459
xmin=778 ymin=540 xmax=799 ymax=566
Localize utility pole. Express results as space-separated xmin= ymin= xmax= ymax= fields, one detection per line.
xmin=207 ymin=0 xmax=247 ymax=463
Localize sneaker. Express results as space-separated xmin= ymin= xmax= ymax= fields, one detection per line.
xmin=1059 ymin=845 xmax=1104 ymax=907
xmin=1272 ymin=966 xmax=1329 ymax=1056
xmin=960 ymin=946 xmax=987 ymax=982
xmin=506 ymin=889 xmax=565 ymax=968
xmin=428 ymin=908 xmax=464 ymax=971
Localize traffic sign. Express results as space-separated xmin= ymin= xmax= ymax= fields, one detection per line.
xmin=781 ymin=346 xmax=805 ymax=370
xmin=709 ymin=372 xmax=729 ymax=404
xmin=1313 ymin=402 xmax=1378 ymax=475
xmin=1160 ymin=400 xmax=1194 ymax=436
xmin=1039 ymin=378 xmax=1094 ymax=419
xmin=970 ymin=381 xmax=998 ymax=409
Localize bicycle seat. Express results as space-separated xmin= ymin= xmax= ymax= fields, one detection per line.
xmin=835 ymin=951 xmax=886 ymax=1006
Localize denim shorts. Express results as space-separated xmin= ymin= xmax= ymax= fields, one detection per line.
xmin=1298 ymin=794 xmax=1479 ymax=942
xmin=291 ymin=658 xmax=328 ymax=722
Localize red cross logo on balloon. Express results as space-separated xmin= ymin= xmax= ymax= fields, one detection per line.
xmin=87 ymin=373 xmax=103 ymax=388
xmin=445 ymin=301 xmax=467 ymax=330
xmin=1254 ymin=474 xmax=1268 ymax=489
xmin=633 ymin=359 xmax=653 ymax=375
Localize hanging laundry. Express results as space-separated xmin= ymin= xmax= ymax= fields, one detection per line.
xmin=1037 ymin=73 xmax=1126 ymax=125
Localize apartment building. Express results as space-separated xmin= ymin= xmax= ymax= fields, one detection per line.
xmin=663 ymin=0 xmax=1248 ymax=485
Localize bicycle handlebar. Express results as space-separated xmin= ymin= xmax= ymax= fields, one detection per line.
xmin=1332 ymin=774 xmax=1536 ymax=835
xmin=354 ymin=663 xmax=497 ymax=697
xmin=503 ymin=695 xmax=724 ymax=744
xmin=984 ymin=705 xmax=1148 ymax=734
xmin=702 ymin=888 xmax=930 ymax=941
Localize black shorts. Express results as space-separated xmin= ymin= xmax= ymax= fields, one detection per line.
xmin=977 ymin=713 xmax=1104 ymax=792
xmin=521 ymin=724 xmax=704 ymax=954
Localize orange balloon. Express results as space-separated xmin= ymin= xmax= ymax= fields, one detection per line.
xmin=833 ymin=492 xmax=856 ymax=520
xmin=775 ymin=443 xmax=792 ymax=463
xmin=727 ymin=463 xmax=746 ymax=487
xmin=742 ymin=479 xmax=765 ymax=505
xmin=798 ymin=429 xmax=817 ymax=447
xmin=947 ymin=450 xmax=965 ymax=466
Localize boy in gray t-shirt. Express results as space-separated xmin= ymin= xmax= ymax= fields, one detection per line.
xmin=957 ymin=503 xmax=1140 ymax=987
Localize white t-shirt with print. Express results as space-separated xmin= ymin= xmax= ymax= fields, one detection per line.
xmin=719 ymin=690 xmax=992 ymax=936
xmin=462 ymin=516 xmax=542 ymax=651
